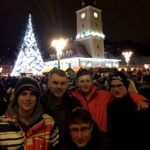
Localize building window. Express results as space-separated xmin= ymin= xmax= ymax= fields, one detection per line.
xmin=104 ymin=52 xmax=108 ymax=58
xmin=96 ymin=23 xmax=97 ymax=27
xmin=82 ymin=24 xmax=84 ymax=27
xmin=97 ymin=45 xmax=99 ymax=49
xmin=98 ymin=54 xmax=99 ymax=57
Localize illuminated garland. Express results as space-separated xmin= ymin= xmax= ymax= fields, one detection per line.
xmin=76 ymin=31 xmax=105 ymax=39
xmin=11 ymin=14 xmax=44 ymax=76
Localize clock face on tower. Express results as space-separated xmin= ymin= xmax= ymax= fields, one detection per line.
xmin=93 ymin=12 xmax=98 ymax=18
xmin=81 ymin=13 xmax=86 ymax=19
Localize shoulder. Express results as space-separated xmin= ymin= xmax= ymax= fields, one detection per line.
xmin=40 ymin=89 xmax=50 ymax=103
xmin=139 ymin=84 xmax=150 ymax=90
xmin=0 ymin=115 xmax=14 ymax=123
xmin=96 ymin=132 xmax=118 ymax=150
xmin=129 ymin=91 xmax=147 ymax=100
xmin=42 ymin=113 xmax=55 ymax=125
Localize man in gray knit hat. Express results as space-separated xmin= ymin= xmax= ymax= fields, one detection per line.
xmin=0 ymin=77 xmax=59 ymax=149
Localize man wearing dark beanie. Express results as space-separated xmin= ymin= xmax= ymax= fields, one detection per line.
xmin=107 ymin=71 xmax=150 ymax=150
xmin=0 ymin=77 xmax=59 ymax=149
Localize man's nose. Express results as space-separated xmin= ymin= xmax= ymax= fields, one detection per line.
xmin=57 ymin=84 xmax=61 ymax=88
xmin=26 ymin=94 xmax=31 ymax=100
xmin=77 ymin=131 xmax=82 ymax=138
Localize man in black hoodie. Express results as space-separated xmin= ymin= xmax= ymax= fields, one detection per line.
xmin=107 ymin=71 xmax=150 ymax=150
xmin=40 ymin=69 xmax=81 ymax=147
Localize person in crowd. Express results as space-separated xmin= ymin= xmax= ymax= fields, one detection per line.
xmin=60 ymin=107 xmax=118 ymax=150
xmin=138 ymin=74 xmax=150 ymax=100
xmin=127 ymin=78 xmax=138 ymax=92
xmin=5 ymin=77 xmax=19 ymax=102
xmin=0 ymin=77 xmax=59 ymax=149
xmin=107 ymin=71 xmax=150 ymax=150
xmin=68 ymin=69 xmax=148 ymax=132
xmin=40 ymin=69 xmax=81 ymax=147
xmin=0 ymin=82 xmax=8 ymax=116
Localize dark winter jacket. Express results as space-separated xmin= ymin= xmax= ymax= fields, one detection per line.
xmin=138 ymin=84 xmax=150 ymax=100
xmin=40 ymin=89 xmax=81 ymax=146
xmin=107 ymin=94 xmax=150 ymax=150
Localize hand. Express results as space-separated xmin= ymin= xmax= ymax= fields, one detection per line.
xmin=137 ymin=100 xmax=148 ymax=111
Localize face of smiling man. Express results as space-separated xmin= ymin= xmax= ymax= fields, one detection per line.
xmin=18 ymin=90 xmax=37 ymax=113
xmin=69 ymin=122 xmax=93 ymax=148
xmin=76 ymin=75 xmax=93 ymax=95
xmin=48 ymin=73 xmax=68 ymax=98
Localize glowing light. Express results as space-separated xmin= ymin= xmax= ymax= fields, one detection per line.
xmin=144 ymin=64 xmax=149 ymax=69
xmin=0 ymin=67 xmax=2 ymax=73
xmin=76 ymin=31 xmax=105 ymax=39
xmin=11 ymin=14 xmax=44 ymax=76
xmin=52 ymin=39 xmax=66 ymax=56
xmin=122 ymin=51 xmax=132 ymax=64
xmin=51 ymin=39 xmax=66 ymax=69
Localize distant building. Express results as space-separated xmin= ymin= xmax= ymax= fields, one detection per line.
xmin=0 ymin=61 xmax=14 ymax=76
xmin=43 ymin=1 xmax=120 ymax=72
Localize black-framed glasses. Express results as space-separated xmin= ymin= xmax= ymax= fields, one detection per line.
xmin=69 ymin=124 xmax=91 ymax=136
xmin=110 ymin=84 xmax=124 ymax=90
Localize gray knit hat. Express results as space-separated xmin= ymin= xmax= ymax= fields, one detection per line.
xmin=14 ymin=77 xmax=41 ymax=101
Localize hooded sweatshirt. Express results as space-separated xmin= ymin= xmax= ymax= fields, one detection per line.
xmin=0 ymin=101 xmax=59 ymax=150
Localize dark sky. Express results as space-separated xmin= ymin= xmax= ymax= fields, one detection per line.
xmin=0 ymin=0 xmax=150 ymax=59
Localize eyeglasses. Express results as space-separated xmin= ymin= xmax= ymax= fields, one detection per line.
xmin=69 ymin=124 xmax=91 ymax=136
xmin=110 ymin=84 xmax=124 ymax=90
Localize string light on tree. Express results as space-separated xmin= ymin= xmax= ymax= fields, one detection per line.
xmin=11 ymin=14 xmax=44 ymax=76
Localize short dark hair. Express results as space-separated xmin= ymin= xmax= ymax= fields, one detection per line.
xmin=67 ymin=107 xmax=93 ymax=126
xmin=48 ymin=69 xmax=67 ymax=80
xmin=76 ymin=69 xmax=93 ymax=81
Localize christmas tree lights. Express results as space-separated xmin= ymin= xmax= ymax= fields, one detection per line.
xmin=11 ymin=14 xmax=44 ymax=76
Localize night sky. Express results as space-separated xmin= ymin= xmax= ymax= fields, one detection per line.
xmin=0 ymin=0 xmax=150 ymax=60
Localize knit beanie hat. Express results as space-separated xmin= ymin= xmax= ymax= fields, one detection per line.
xmin=109 ymin=71 xmax=129 ymax=90
xmin=14 ymin=77 xmax=41 ymax=101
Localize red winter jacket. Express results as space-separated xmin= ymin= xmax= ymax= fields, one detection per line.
xmin=69 ymin=85 xmax=147 ymax=132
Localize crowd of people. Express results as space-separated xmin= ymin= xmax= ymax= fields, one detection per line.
xmin=0 ymin=67 xmax=150 ymax=149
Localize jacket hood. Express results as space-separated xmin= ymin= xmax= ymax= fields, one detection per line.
xmin=7 ymin=100 xmax=43 ymax=127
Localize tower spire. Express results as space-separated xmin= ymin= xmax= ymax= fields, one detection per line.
xmin=81 ymin=0 xmax=97 ymax=7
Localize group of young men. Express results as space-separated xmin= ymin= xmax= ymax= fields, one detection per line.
xmin=0 ymin=68 xmax=150 ymax=150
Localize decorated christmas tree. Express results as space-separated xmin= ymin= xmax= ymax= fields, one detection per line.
xmin=11 ymin=14 xmax=44 ymax=76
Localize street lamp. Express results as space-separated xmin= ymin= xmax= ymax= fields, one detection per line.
xmin=122 ymin=51 xmax=132 ymax=66
xmin=51 ymin=39 xmax=66 ymax=69
xmin=0 ymin=67 xmax=2 ymax=76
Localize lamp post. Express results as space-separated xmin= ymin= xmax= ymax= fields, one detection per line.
xmin=51 ymin=39 xmax=66 ymax=69
xmin=122 ymin=51 xmax=132 ymax=66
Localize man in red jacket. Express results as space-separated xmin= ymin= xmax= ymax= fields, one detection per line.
xmin=69 ymin=69 xmax=148 ymax=132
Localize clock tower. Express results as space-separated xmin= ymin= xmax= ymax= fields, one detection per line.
xmin=75 ymin=0 xmax=105 ymax=58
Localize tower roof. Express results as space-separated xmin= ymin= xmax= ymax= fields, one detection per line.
xmin=81 ymin=0 xmax=97 ymax=8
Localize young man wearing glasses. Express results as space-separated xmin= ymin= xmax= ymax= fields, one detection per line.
xmin=107 ymin=71 xmax=150 ymax=150
xmin=64 ymin=108 xmax=117 ymax=150
xmin=69 ymin=69 xmax=148 ymax=132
